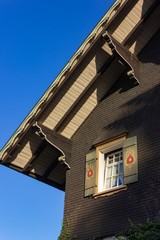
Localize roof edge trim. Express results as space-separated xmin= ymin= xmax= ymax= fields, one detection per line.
xmin=0 ymin=0 xmax=122 ymax=160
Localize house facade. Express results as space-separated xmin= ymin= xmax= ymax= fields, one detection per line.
xmin=1 ymin=1 xmax=160 ymax=239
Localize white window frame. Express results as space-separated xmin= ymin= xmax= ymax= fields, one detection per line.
xmin=98 ymin=142 xmax=124 ymax=193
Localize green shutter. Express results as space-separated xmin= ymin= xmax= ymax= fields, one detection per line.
xmin=85 ymin=150 xmax=97 ymax=197
xmin=123 ymin=136 xmax=138 ymax=185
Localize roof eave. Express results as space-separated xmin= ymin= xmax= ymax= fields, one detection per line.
xmin=0 ymin=0 xmax=122 ymax=161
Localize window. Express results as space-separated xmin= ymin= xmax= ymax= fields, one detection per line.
xmin=85 ymin=135 xmax=138 ymax=197
xmin=98 ymin=140 xmax=124 ymax=193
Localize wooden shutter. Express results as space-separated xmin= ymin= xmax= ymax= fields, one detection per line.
xmin=85 ymin=150 xmax=97 ymax=197
xmin=123 ymin=136 xmax=138 ymax=185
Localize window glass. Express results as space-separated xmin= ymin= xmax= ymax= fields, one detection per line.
xmin=104 ymin=149 xmax=123 ymax=190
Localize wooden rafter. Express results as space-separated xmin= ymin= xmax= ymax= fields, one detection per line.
xmin=43 ymin=155 xmax=70 ymax=179
xmin=2 ymin=124 xmax=68 ymax=190
xmin=122 ymin=0 xmax=160 ymax=47
xmin=39 ymin=124 xmax=72 ymax=161
xmin=107 ymin=0 xmax=139 ymax=33
xmin=54 ymin=55 xmax=115 ymax=133
xmin=22 ymin=140 xmax=47 ymax=173
xmin=43 ymin=159 xmax=59 ymax=179
xmin=44 ymin=0 xmax=133 ymax=135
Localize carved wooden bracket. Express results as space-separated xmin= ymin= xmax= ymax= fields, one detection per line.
xmin=33 ymin=122 xmax=71 ymax=170
xmin=102 ymin=31 xmax=139 ymax=85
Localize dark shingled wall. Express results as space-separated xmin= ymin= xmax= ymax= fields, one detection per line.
xmin=64 ymin=30 xmax=160 ymax=240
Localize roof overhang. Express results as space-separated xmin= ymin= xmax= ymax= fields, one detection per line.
xmin=1 ymin=0 xmax=159 ymax=190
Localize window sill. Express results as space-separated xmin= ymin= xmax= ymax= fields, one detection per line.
xmin=93 ymin=185 xmax=128 ymax=199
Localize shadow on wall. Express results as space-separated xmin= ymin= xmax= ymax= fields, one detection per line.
xmin=103 ymin=27 xmax=160 ymax=100
xmin=137 ymin=28 xmax=160 ymax=64
xmin=70 ymin=84 xmax=160 ymax=240
xmin=134 ymin=0 xmax=160 ymax=60
xmin=69 ymin=30 xmax=160 ymax=240
xmin=97 ymin=1 xmax=160 ymax=101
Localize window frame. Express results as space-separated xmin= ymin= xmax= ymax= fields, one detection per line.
xmin=95 ymin=135 xmax=127 ymax=196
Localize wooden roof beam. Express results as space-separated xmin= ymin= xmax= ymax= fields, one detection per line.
xmin=22 ymin=140 xmax=47 ymax=173
xmin=107 ymin=0 xmax=139 ymax=33
xmin=122 ymin=0 xmax=160 ymax=47
xmin=43 ymin=159 xmax=59 ymax=179
xmin=43 ymin=155 xmax=70 ymax=180
xmin=39 ymin=124 xmax=72 ymax=166
xmin=2 ymin=124 xmax=68 ymax=190
xmin=102 ymin=31 xmax=139 ymax=85
xmin=54 ymin=55 xmax=115 ymax=133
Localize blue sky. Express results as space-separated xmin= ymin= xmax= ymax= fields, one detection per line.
xmin=0 ymin=1 xmax=115 ymax=239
